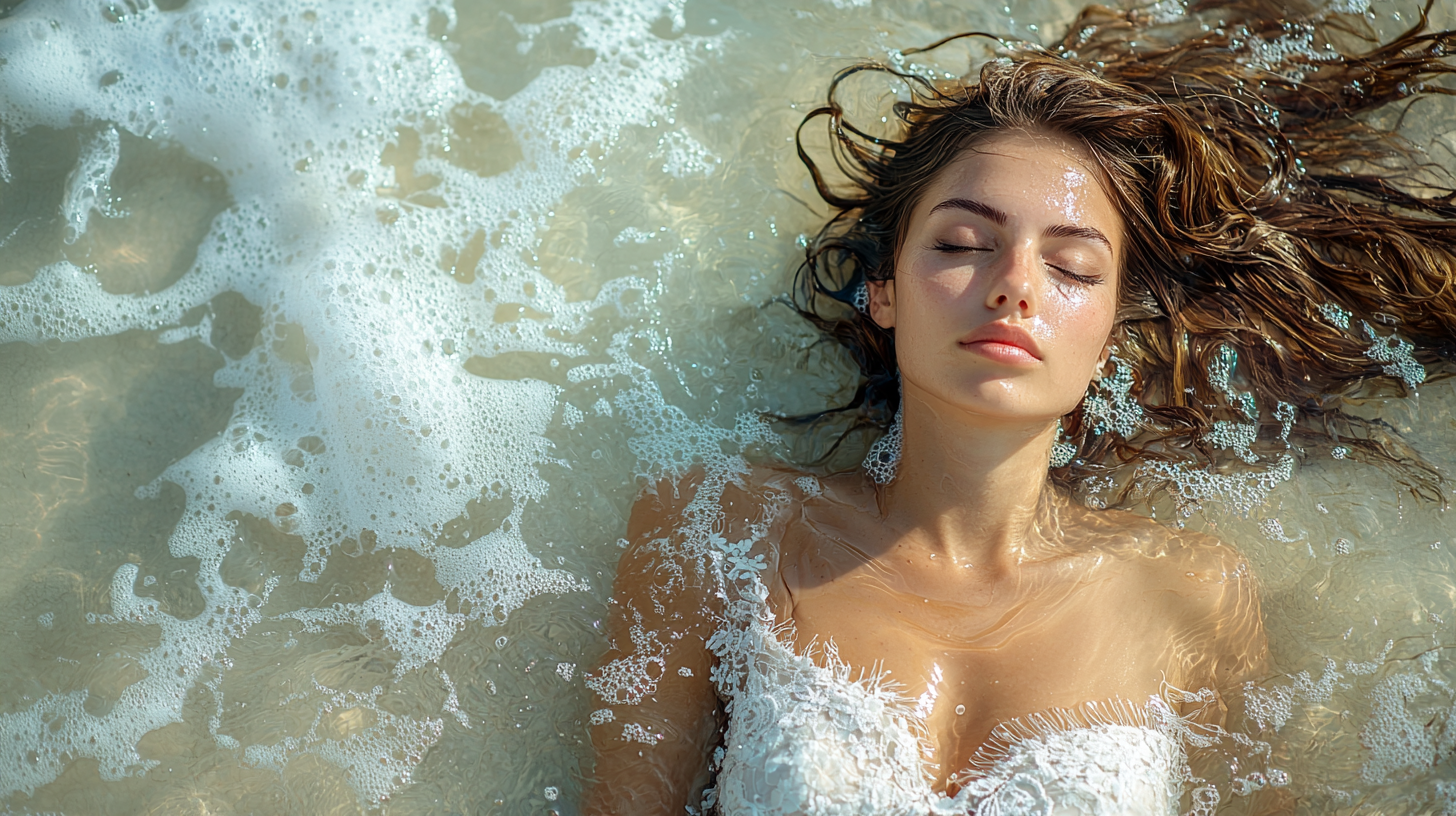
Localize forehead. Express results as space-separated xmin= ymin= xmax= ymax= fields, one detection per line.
xmin=927 ymin=128 xmax=1113 ymax=203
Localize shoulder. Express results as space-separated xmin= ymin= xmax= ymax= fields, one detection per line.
xmin=1157 ymin=525 xmax=1268 ymax=689
xmin=628 ymin=464 xmax=817 ymax=535
xmin=1136 ymin=515 xmax=1252 ymax=586
xmin=1073 ymin=505 xmax=1254 ymax=595
xmin=1150 ymin=524 xmax=1258 ymax=618
xmin=1071 ymin=505 xmax=1263 ymax=634
xmin=1080 ymin=506 xmax=1267 ymax=686
xmin=619 ymin=464 xmax=815 ymax=615
xmin=624 ymin=463 xmax=821 ymax=570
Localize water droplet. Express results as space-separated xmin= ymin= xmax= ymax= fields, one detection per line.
xmin=954 ymin=705 xmax=966 ymax=716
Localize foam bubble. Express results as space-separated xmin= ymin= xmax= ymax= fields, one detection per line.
xmin=0 ymin=563 xmax=274 ymax=796
xmin=1238 ymin=24 xmax=1340 ymax=83
xmin=1361 ymin=320 xmax=1425 ymax=392
xmin=1244 ymin=657 xmax=1341 ymax=731
xmin=1137 ymin=453 xmax=1294 ymax=520
xmin=657 ymin=130 xmax=720 ymax=178
xmin=1084 ymin=358 xmax=1143 ymax=438
xmin=1326 ymin=0 xmax=1372 ymax=14
xmin=585 ymin=622 xmax=666 ymax=706
xmin=1145 ymin=0 xmax=1188 ymax=23
xmin=243 ymin=681 xmax=445 ymax=805
xmin=0 ymin=125 xmax=11 ymax=184
xmin=1438 ymin=779 xmax=1456 ymax=816
xmin=61 ymin=125 xmax=126 ymax=244
xmin=1208 ymin=420 xmax=1259 ymax=464
xmin=1359 ymin=660 xmax=1455 ymax=784
xmin=1345 ymin=639 xmax=1394 ymax=676
xmin=621 ymin=722 xmax=664 ymax=744
xmin=1319 ymin=301 xmax=1352 ymax=329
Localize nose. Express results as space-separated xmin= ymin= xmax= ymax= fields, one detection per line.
xmin=984 ymin=244 xmax=1037 ymax=315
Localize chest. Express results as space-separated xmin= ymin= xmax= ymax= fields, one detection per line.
xmin=784 ymin=567 xmax=1174 ymax=689
xmin=771 ymin=554 xmax=1182 ymax=784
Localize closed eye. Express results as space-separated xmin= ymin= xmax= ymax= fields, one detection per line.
xmin=931 ymin=240 xmax=989 ymax=253
xmin=933 ymin=240 xmax=1105 ymax=285
xmin=1049 ymin=265 xmax=1104 ymax=286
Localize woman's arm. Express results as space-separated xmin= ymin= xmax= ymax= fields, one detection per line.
xmin=581 ymin=481 xmax=725 ymax=816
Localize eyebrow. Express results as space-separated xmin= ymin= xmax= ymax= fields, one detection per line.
xmin=930 ymin=197 xmax=1007 ymax=225
xmin=928 ymin=197 xmax=1114 ymax=253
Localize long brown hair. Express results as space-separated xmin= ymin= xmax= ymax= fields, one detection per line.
xmin=791 ymin=0 xmax=1456 ymax=503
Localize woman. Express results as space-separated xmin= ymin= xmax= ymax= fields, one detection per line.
xmin=583 ymin=2 xmax=1456 ymax=813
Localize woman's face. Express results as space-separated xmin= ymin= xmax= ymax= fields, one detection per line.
xmin=868 ymin=128 xmax=1123 ymax=425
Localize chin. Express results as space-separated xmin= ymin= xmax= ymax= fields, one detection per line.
xmin=926 ymin=388 xmax=1069 ymax=426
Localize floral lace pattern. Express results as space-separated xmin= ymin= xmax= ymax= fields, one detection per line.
xmin=702 ymin=519 xmax=1198 ymax=816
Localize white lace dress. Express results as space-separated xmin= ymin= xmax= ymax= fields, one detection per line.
xmin=701 ymin=521 xmax=1209 ymax=816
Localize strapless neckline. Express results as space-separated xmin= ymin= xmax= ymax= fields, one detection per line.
xmin=700 ymin=523 xmax=1216 ymax=815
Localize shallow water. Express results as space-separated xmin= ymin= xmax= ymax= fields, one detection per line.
xmin=0 ymin=0 xmax=1453 ymax=813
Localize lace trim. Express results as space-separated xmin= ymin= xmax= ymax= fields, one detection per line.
xmin=753 ymin=612 xmax=1198 ymax=800
xmin=762 ymin=622 xmax=910 ymax=695
xmin=957 ymin=696 xmax=1162 ymax=782
xmin=731 ymin=615 xmax=925 ymax=726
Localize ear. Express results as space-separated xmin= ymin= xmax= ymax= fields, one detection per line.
xmin=1091 ymin=331 xmax=1117 ymax=381
xmin=867 ymin=280 xmax=896 ymax=330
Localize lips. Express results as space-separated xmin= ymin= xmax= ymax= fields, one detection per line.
xmin=958 ymin=322 xmax=1042 ymax=363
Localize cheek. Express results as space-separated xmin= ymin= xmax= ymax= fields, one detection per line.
xmin=1038 ymin=288 xmax=1117 ymax=366
xmin=897 ymin=268 xmax=969 ymax=323
xmin=887 ymin=274 xmax=963 ymax=374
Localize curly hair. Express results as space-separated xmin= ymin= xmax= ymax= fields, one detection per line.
xmin=790 ymin=0 xmax=1456 ymax=503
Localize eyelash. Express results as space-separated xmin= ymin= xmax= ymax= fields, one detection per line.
xmin=931 ymin=240 xmax=987 ymax=254
xmin=930 ymin=241 xmax=1104 ymax=287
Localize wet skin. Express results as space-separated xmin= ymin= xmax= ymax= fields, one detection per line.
xmin=872 ymin=128 xmax=1122 ymax=425
xmin=582 ymin=131 xmax=1268 ymax=815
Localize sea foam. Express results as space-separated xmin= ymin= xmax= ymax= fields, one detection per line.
xmin=0 ymin=0 xmax=722 ymax=803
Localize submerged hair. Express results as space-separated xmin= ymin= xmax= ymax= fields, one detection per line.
xmin=790 ymin=0 xmax=1456 ymax=503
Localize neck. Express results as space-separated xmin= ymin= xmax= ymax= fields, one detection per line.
xmin=879 ymin=382 xmax=1065 ymax=568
